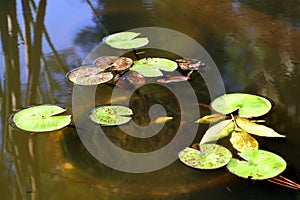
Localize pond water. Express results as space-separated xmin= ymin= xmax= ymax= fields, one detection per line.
xmin=1 ymin=0 xmax=300 ymax=199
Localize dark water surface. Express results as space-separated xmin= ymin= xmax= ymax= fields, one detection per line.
xmin=1 ymin=0 xmax=300 ymax=199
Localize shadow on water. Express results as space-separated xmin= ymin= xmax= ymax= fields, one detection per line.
xmin=1 ymin=0 xmax=300 ymax=199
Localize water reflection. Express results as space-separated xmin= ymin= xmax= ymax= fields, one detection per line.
xmin=1 ymin=0 xmax=300 ymax=199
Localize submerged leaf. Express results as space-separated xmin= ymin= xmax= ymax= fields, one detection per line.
xmin=211 ymin=93 xmax=272 ymax=118
xmin=105 ymin=32 xmax=149 ymax=49
xmin=236 ymin=117 xmax=285 ymax=138
xmin=227 ymin=149 xmax=287 ymax=180
xmin=67 ymin=66 xmax=113 ymax=85
xmin=12 ymin=105 xmax=71 ymax=132
xmin=178 ymin=144 xmax=232 ymax=170
xmin=200 ymin=119 xmax=235 ymax=144
xmin=130 ymin=58 xmax=178 ymax=77
xmin=90 ymin=105 xmax=133 ymax=126
xmin=230 ymin=130 xmax=259 ymax=152
xmin=196 ymin=113 xmax=227 ymax=124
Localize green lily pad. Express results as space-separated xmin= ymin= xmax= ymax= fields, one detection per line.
xmin=89 ymin=105 xmax=133 ymax=126
xmin=12 ymin=105 xmax=71 ymax=132
xmin=178 ymin=144 xmax=232 ymax=170
xmin=211 ymin=93 xmax=272 ymax=118
xmin=130 ymin=58 xmax=178 ymax=77
xmin=105 ymin=32 xmax=149 ymax=49
xmin=67 ymin=66 xmax=113 ymax=85
xmin=227 ymin=149 xmax=287 ymax=180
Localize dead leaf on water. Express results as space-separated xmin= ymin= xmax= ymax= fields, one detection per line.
xmin=236 ymin=117 xmax=285 ymax=138
xmin=230 ymin=130 xmax=259 ymax=152
xmin=200 ymin=119 xmax=235 ymax=144
xmin=196 ymin=113 xmax=228 ymax=124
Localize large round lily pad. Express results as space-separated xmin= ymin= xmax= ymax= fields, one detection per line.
xmin=211 ymin=93 xmax=272 ymax=118
xmin=130 ymin=58 xmax=178 ymax=77
xmin=12 ymin=105 xmax=71 ymax=132
xmin=178 ymin=144 xmax=232 ymax=170
xmin=89 ymin=105 xmax=133 ymax=126
xmin=67 ymin=66 xmax=113 ymax=85
xmin=105 ymin=32 xmax=149 ymax=49
xmin=227 ymin=149 xmax=286 ymax=180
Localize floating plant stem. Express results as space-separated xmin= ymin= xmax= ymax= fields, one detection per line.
xmin=268 ymin=175 xmax=300 ymax=190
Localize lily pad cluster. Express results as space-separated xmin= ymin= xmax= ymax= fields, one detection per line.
xmin=179 ymin=93 xmax=287 ymax=180
xmin=66 ymin=31 xmax=207 ymax=87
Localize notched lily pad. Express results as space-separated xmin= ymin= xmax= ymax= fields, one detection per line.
xmin=11 ymin=105 xmax=71 ymax=132
xmin=89 ymin=105 xmax=133 ymax=126
xmin=105 ymin=32 xmax=149 ymax=49
xmin=227 ymin=149 xmax=287 ymax=180
xmin=67 ymin=66 xmax=113 ymax=85
xmin=178 ymin=144 xmax=232 ymax=170
xmin=130 ymin=58 xmax=178 ymax=77
xmin=94 ymin=56 xmax=133 ymax=71
xmin=211 ymin=93 xmax=272 ymax=118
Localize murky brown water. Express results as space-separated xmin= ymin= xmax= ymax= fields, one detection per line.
xmin=1 ymin=0 xmax=300 ymax=199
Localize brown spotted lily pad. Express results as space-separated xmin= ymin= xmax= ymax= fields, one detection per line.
xmin=178 ymin=144 xmax=232 ymax=170
xmin=67 ymin=66 xmax=113 ymax=85
xmin=94 ymin=56 xmax=133 ymax=71
xmin=89 ymin=105 xmax=133 ymax=126
xmin=176 ymin=58 xmax=206 ymax=71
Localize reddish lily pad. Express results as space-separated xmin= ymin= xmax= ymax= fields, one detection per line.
xmin=67 ymin=66 xmax=113 ymax=85
xmin=94 ymin=56 xmax=133 ymax=71
xmin=176 ymin=58 xmax=206 ymax=71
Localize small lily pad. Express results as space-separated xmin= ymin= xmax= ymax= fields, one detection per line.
xmin=227 ymin=149 xmax=287 ymax=180
xmin=105 ymin=32 xmax=149 ymax=49
xmin=12 ymin=105 xmax=71 ymax=132
xmin=89 ymin=105 xmax=133 ymax=126
xmin=94 ymin=56 xmax=133 ymax=71
xmin=67 ymin=66 xmax=113 ymax=85
xmin=130 ymin=58 xmax=178 ymax=77
xmin=178 ymin=144 xmax=232 ymax=170
xmin=211 ymin=93 xmax=272 ymax=118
